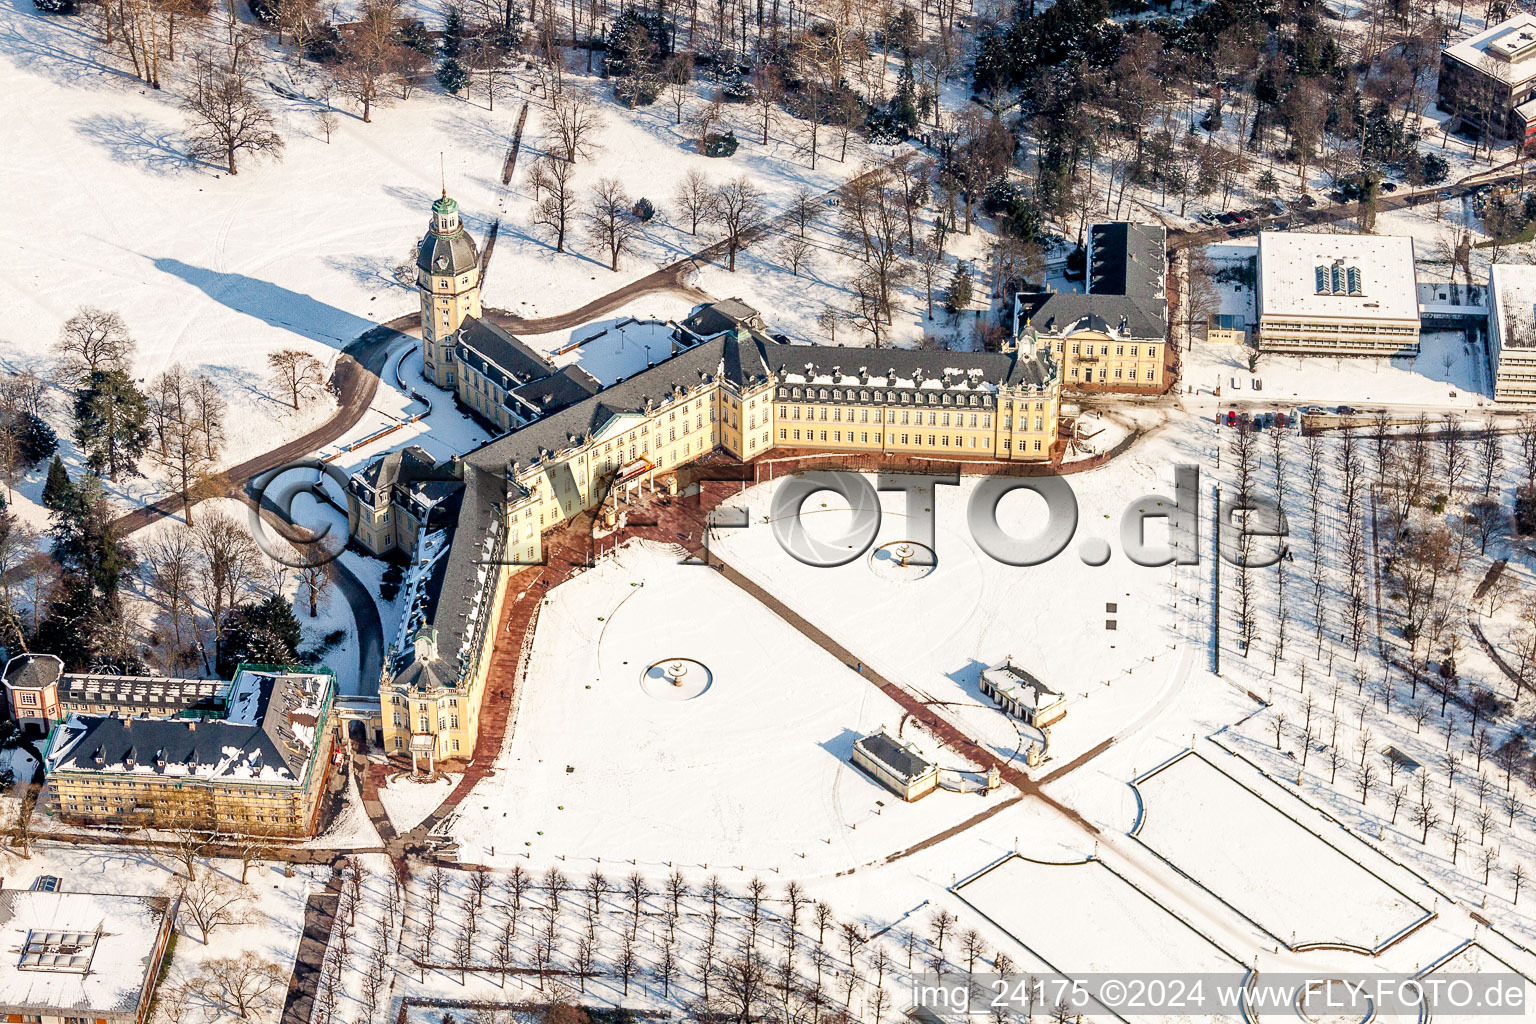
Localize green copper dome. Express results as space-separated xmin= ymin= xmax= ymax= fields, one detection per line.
xmin=416 ymin=194 xmax=480 ymax=276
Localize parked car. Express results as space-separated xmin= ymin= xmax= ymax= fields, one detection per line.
xmin=1226 ymin=410 xmax=1237 ymax=427
xmin=1380 ymin=181 xmax=1398 ymax=193
xmin=1298 ymin=405 xmax=1323 ymax=416
xmin=1275 ymin=412 xmax=1289 ymax=428
xmin=1335 ymin=405 xmax=1357 ymax=416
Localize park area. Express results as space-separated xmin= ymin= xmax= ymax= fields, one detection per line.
xmin=446 ymin=541 xmax=989 ymax=873
xmin=1131 ymin=752 xmax=1431 ymax=952
xmin=706 ymin=419 xmax=1202 ymax=773
xmin=954 ymin=854 xmax=1246 ymax=1024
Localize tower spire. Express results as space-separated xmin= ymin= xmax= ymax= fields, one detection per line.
xmin=440 ymin=152 xmax=446 ymax=199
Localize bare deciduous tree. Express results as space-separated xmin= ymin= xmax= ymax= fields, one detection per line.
xmin=53 ymin=307 xmax=135 ymax=388
xmin=585 ymin=178 xmax=641 ymax=271
xmin=549 ymin=92 xmax=605 ymax=162
xmin=183 ymin=26 xmax=285 ymax=176
xmin=188 ymin=952 xmax=285 ymax=1017
xmin=710 ymin=177 xmax=766 ymax=272
xmin=266 ymin=349 xmax=327 ymax=410
xmin=181 ymin=869 xmax=255 ymax=942
xmin=529 ymin=155 xmax=578 ymax=252
xmin=672 ymin=168 xmax=713 ymax=236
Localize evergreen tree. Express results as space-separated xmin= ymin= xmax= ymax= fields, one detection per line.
xmin=41 ymin=456 xmax=71 ymax=511
xmin=217 ymin=595 xmax=304 ymax=676
xmin=440 ymin=8 xmax=463 ymax=58
xmin=944 ymin=261 xmax=974 ymax=314
xmin=437 ymin=56 xmax=470 ymax=94
xmin=48 ymin=474 xmax=134 ymax=600
xmin=35 ymin=474 xmax=139 ymax=671
xmin=436 ymin=9 xmax=469 ymax=94
xmin=4 ymin=412 xmax=57 ymax=471
xmin=72 ymin=370 xmax=150 ymax=479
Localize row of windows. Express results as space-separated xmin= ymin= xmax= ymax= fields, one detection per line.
xmin=1058 ymin=342 xmax=1158 ymax=357
xmin=778 ymin=405 xmax=998 ymax=428
xmin=1071 ymin=368 xmax=1158 ymax=381
xmin=393 ymin=735 xmax=462 ymax=752
xmin=777 ymin=428 xmax=1042 ymax=452
xmin=782 ymin=386 xmax=995 ymax=407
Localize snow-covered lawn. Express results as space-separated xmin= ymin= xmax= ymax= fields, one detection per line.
xmin=0 ymin=840 xmax=319 ymax=1022
xmin=446 ymin=540 xmax=988 ymax=872
xmin=380 ymin=771 xmax=458 ymax=833
xmin=1185 ymin=329 xmax=1490 ymax=411
xmin=708 ymin=426 xmax=1197 ymax=772
xmin=955 ymin=854 xmax=1245 ymax=1024
xmin=1422 ymin=943 xmax=1536 ymax=1024
xmin=1132 ymin=751 xmax=1428 ymax=951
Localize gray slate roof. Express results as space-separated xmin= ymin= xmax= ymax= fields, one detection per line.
xmin=1089 ymin=222 xmax=1166 ymax=299
xmin=1017 ymin=291 xmax=1168 ymax=341
xmin=456 ymin=318 xmax=558 ymax=390
xmin=465 ymin=329 xmax=774 ymax=476
xmin=509 ymin=363 xmax=602 ymax=417
xmin=350 ymin=445 xmax=436 ymax=508
xmin=1 ymin=654 xmax=62 ymax=692
xmin=48 ymin=670 xmax=330 ymax=784
xmin=416 ymin=225 xmax=480 ymax=276
xmin=392 ymin=460 xmax=506 ymax=689
xmin=771 ymin=343 xmax=1056 ymax=390
xmin=854 ymin=731 xmax=935 ymax=782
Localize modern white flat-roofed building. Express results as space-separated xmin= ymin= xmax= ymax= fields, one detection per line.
xmin=1440 ymin=13 xmax=1536 ymax=141
xmin=1489 ymin=263 xmax=1536 ymax=403
xmin=1256 ymin=232 xmax=1420 ymax=356
xmin=0 ymin=888 xmax=177 ymax=1024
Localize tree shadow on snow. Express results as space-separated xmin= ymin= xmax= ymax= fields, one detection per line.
xmin=73 ymin=112 xmax=189 ymax=177
xmin=324 ymin=253 xmax=414 ymax=294
xmin=433 ymin=109 xmax=513 ymax=156
xmin=149 ymin=257 xmax=376 ymax=351
xmin=0 ymin=0 xmax=139 ymax=86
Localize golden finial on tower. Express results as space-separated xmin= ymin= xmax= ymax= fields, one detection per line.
xmin=440 ymin=153 xmax=446 ymax=199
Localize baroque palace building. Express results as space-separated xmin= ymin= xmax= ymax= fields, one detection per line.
xmin=349 ymin=195 xmax=1068 ymax=773
xmin=1014 ymin=222 xmax=1169 ymax=391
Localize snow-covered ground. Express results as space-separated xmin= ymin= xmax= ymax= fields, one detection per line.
xmin=1131 ymin=751 xmax=1428 ymax=951
xmin=708 ymin=424 xmax=1195 ymax=773
xmin=446 ymin=541 xmax=988 ymax=872
xmin=955 ymin=855 xmax=1246 ymax=1024
xmin=0 ymin=839 xmax=319 ymax=1023
xmin=380 ymin=770 xmax=458 ymax=833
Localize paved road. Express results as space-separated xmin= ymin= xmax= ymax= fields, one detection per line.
xmin=279 ymin=865 xmax=343 ymax=1024
xmin=109 ymin=323 xmax=405 ymax=537
xmin=1168 ymin=158 xmax=1530 ymax=251
xmin=485 ymin=263 xmax=711 ymax=335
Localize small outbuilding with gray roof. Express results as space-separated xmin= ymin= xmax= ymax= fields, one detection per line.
xmin=851 ymin=731 xmax=939 ymax=801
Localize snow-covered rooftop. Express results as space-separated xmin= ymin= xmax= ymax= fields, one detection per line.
xmin=1257 ymin=231 xmax=1418 ymax=322
xmin=46 ymin=668 xmax=333 ymax=785
xmin=0 ymin=889 xmax=171 ymax=1019
xmin=1491 ymin=263 xmax=1536 ymax=349
xmin=1443 ymin=13 xmax=1536 ymax=86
